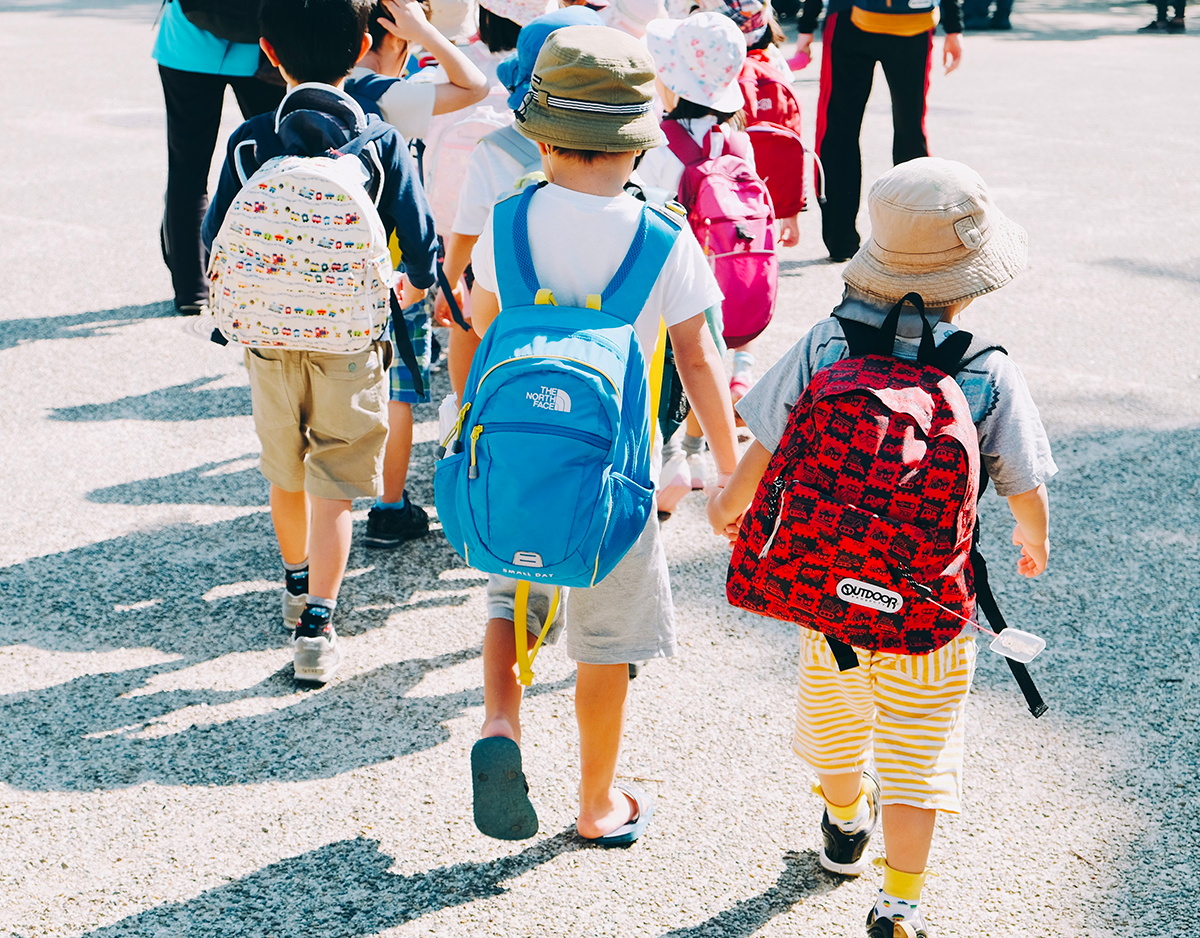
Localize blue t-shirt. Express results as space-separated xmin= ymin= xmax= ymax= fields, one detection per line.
xmin=152 ymin=1 xmax=261 ymax=77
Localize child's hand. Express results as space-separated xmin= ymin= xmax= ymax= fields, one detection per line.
xmin=1012 ymin=524 xmax=1048 ymax=577
xmin=432 ymin=281 xmax=466 ymax=327
xmin=778 ymin=214 xmax=800 ymax=248
xmin=706 ymin=489 xmax=744 ymax=544
xmin=379 ymin=0 xmax=432 ymax=41
xmin=395 ymin=274 xmax=427 ymax=308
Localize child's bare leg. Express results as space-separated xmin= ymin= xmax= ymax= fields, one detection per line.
xmin=308 ymin=496 xmax=353 ymax=599
xmin=270 ymin=485 xmax=309 ymax=564
xmin=818 ymin=769 xmax=865 ymax=807
xmin=381 ymin=401 xmax=413 ymax=503
xmin=448 ymin=326 xmax=481 ymax=403
xmin=481 ymin=617 xmax=525 ymax=745
xmin=881 ymin=804 xmax=937 ymax=873
xmin=575 ymin=661 xmax=633 ymax=838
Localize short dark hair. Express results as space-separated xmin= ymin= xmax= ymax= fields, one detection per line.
xmin=260 ymin=0 xmax=374 ymax=86
xmin=479 ymin=6 xmax=521 ymax=53
xmin=368 ymin=0 xmax=431 ymax=50
xmin=666 ymin=98 xmax=746 ymax=130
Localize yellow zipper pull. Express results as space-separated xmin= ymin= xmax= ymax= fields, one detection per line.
xmin=438 ymin=401 xmax=471 ymax=457
xmin=468 ymin=425 xmax=484 ymax=478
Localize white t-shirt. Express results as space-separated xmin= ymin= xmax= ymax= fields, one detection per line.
xmin=471 ymin=183 xmax=723 ymax=362
xmin=451 ymin=137 xmax=526 ymax=236
xmin=348 ymin=65 xmax=437 ymax=140
xmin=636 ymin=117 xmax=756 ymax=198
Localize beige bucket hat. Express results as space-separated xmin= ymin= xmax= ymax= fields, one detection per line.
xmin=515 ymin=25 xmax=666 ymax=152
xmin=842 ymin=157 xmax=1029 ymax=307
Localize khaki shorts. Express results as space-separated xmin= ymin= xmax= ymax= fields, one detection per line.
xmin=244 ymin=341 xmax=391 ymax=500
xmin=792 ymin=628 xmax=977 ymax=813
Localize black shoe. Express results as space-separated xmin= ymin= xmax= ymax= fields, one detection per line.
xmin=828 ymin=254 xmax=854 ymax=264
xmin=819 ymin=768 xmax=881 ymax=876
xmin=1166 ymin=16 xmax=1185 ymax=31
xmin=987 ymin=16 xmax=1012 ymax=28
xmin=866 ymin=908 xmax=928 ymax=938
xmin=364 ymin=493 xmax=429 ymax=548
xmin=962 ymin=16 xmax=991 ymax=28
xmin=176 ymin=304 xmax=204 ymax=316
xmin=1138 ymin=17 xmax=1169 ymax=30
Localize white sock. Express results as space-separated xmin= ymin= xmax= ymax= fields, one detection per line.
xmin=874 ymin=890 xmax=924 ymax=926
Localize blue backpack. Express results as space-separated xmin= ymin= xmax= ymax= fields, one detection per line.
xmin=434 ymin=183 xmax=681 ymax=677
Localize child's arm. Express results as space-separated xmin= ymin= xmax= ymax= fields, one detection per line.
xmin=470 ymin=283 xmax=500 ymax=337
xmin=201 ymin=123 xmax=258 ymax=253
xmin=668 ymin=312 xmax=739 ymax=481
xmin=777 ymin=213 xmax=800 ymax=248
xmin=706 ymin=440 xmax=772 ymax=541
xmin=433 ymin=231 xmax=478 ymax=326
xmin=380 ymin=0 xmax=488 ymax=114
xmin=1006 ymin=483 xmax=1049 ymax=577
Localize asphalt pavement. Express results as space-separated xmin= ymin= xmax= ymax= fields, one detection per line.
xmin=0 ymin=1 xmax=1197 ymax=936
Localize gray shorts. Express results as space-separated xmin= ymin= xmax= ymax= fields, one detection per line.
xmin=485 ymin=509 xmax=676 ymax=665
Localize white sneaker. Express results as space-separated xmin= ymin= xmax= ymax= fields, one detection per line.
xmin=292 ymin=607 xmax=342 ymax=683
xmin=657 ymin=452 xmax=691 ymax=518
xmin=687 ymin=452 xmax=707 ymax=490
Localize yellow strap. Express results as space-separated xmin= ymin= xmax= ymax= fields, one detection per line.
xmin=586 ymin=294 xmax=602 ymax=310
xmin=535 ymin=288 xmax=557 ymax=306
xmin=514 ymin=582 xmax=559 ymax=687
xmin=850 ymin=5 xmax=938 ymax=35
xmin=647 ymin=317 xmax=667 ymax=439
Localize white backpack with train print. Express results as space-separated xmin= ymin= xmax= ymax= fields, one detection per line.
xmin=207 ymin=124 xmax=394 ymax=354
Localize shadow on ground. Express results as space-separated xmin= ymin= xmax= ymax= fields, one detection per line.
xmin=79 ymin=832 xmax=586 ymax=937
xmin=51 ymin=377 xmax=252 ymax=423
xmin=0 ymin=301 xmax=175 ymax=352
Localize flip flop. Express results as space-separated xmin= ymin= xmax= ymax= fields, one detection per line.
xmin=471 ymin=737 xmax=539 ymax=841
xmin=582 ymin=785 xmax=654 ymax=847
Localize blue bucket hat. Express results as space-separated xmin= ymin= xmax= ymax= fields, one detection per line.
xmin=497 ymin=6 xmax=604 ymax=110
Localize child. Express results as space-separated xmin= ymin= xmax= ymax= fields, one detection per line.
xmin=465 ymin=24 xmax=740 ymax=843
xmin=640 ymin=11 xmax=781 ymax=512
xmin=434 ymin=4 xmax=603 ymax=401
xmin=201 ymin=0 xmax=439 ymax=682
xmin=707 ymin=158 xmax=1055 ymax=938
xmin=344 ymin=0 xmax=489 ymax=549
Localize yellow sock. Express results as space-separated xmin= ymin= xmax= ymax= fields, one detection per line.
xmin=813 ymin=781 xmax=867 ymax=823
xmin=881 ymin=861 xmax=926 ymax=901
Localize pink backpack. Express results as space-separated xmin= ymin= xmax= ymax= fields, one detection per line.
xmin=664 ymin=120 xmax=778 ymax=347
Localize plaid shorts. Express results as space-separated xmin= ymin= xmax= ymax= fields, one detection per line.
xmin=388 ymin=299 xmax=432 ymax=404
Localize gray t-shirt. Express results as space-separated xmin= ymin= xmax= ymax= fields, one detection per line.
xmin=736 ymin=294 xmax=1058 ymax=497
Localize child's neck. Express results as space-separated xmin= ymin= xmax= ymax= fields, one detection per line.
xmin=358 ymin=46 xmax=407 ymax=79
xmin=545 ymin=159 xmax=632 ymax=198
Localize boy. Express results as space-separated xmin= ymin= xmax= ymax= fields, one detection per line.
xmin=201 ymin=0 xmax=439 ymax=682
xmin=707 ymin=158 xmax=1055 ymax=936
xmin=466 ymin=26 xmax=740 ymax=843
xmin=344 ymin=0 xmax=489 ymax=549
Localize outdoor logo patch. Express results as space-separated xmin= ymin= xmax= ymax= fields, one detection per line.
xmin=526 ymin=386 xmax=572 ymax=413
xmin=836 ymin=578 xmax=904 ymax=613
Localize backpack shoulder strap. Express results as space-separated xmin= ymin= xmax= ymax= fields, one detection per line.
xmin=483 ymin=124 xmax=542 ymax=173
xmin=491 ymin=183 xmax=543 ymax=309
xmin=663 ymin=119 xmax=705 ymax=167
xmin=599 ymin=203 xmax=684 ymax=324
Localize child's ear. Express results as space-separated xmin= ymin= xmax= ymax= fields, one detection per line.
xmin=260 ymin=37 xmax=282 ymax=67
xmin=356 ymin=31 xmax=373 ymax=64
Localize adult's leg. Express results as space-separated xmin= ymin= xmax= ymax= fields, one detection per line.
xmin=815 ymin=13 xmax=879 ymax=259
xmin=159 ymin=65 xmax=228 ymax=310
xmin=879 ymin=30 xmax=935 ymax=167
xmin=228 ymin=73 xmax=287 ymax=120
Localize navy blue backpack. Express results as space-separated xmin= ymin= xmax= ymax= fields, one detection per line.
xmin=434 ymin=183 xmax=682 ymax=682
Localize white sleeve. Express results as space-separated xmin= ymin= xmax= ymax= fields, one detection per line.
xmin=452 ymin=143 xmax=524 ymax=236
xmin=469 ymin=208 xmax=498 ymax=295
xmin=641 ymin=220 xmax=723 ymax=331
xmin=637 ymin=146 xmax=684 ymax=196
xmin=375 ymin=80 xmax=437 ymax=140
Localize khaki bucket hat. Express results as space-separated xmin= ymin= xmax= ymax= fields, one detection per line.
xmin=514 ymin=25 xmax=666 ymax=152
xmin=842 ymin=157 xmax=1029 ymax=307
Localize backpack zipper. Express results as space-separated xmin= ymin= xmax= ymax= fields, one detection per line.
xmin=438 ymin=401 xmax=471 ymax=457
xmin=468 ymin=424 xmax=484 ymax=478
xmin=481 ymin=421 xmax=608 ymax=449
xmin=475 ymin=356 xmax=620 ymax=399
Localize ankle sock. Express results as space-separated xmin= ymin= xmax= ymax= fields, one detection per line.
xmin=681 ymin=433 xmax=705 ymax=457
xmin=306 ymin=595 xmax=337 ymax=612
xmin=298 ymin=597 xmax=336 ymax=636
xmin=283 ymin=559 xmax=309 ymax=597
xmin=732 ymin=350 xmax=755 ymax=376
xmin=375 ymin=493 xmax=407 ymax=511
xmin=874 ymin=862 xmax=926 ymax=925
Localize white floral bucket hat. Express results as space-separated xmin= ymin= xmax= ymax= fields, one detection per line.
xmin=843 ymin=157 xmax=1029 ymax=307
xmin=645 ymin=11 xmax=746 ymax=113
xmin=480 ymin=0 xmax=557 ymax=27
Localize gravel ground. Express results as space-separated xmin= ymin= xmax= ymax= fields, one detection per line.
xmin=1 ymin=1 xmax=1197 ymax=936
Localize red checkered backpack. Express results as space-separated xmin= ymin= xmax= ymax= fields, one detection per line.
xmin=727 ymin=294 xmax=988 ymax=657
xmin=737 ymin=52 xmax=823 ymax=218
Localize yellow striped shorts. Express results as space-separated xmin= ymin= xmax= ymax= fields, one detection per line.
xmin=792 ymin=628 xmax=977 ymax=813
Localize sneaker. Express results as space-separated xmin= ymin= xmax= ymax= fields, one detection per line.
xmin=1138 ymin=17 xmax=1168 ymax=30
xmin=819 ymin=768 xmax=881 ymax=876
xmin=686 ymin=452 xmax=707 ymax=490
xmin=656 ymin=452 xmax=691 ymax=520
xmin=987 ymin=16 xmax=1012 ymax=28
xmin=866 ymin=908 xmax=928 ymax=938
xmin=364 ymin=493 xmax=429 ymax=549
xmin=292 ymin=605 xmax=342 ymax=683
xmin=282 ymin=590 xmax=306 ymax=632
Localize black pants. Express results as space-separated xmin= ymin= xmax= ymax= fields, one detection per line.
xmin=159 ymin=64 xmax=285 ymax=309
xmin=815 ymin=13 xmax=934 ymax=258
